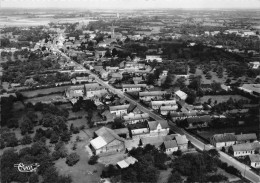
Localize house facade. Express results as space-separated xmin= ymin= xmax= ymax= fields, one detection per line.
xmin=90 ymin=127 xmax=125 ymax=155
xmin=109 ymin=104 xmax=130 ymax=117
xmin=210 ymin=133 xmax=237 ymax=149
xmin=123 ymin=113 xmax=150 ymax=124
xmin=151 ymin=100 xmax=177 ymax=110
xmin=162 ymin=140 xmax=178 ymax=154
xmin=230 ymin=143 xmax=255 ymax=157
xmin=85 ymin=83 xmax=107 ymax=99
xmin=148 ymin=120 xmax=169 ymax=136
xmin=139 ymin=91 xmax=166 ymax=102
xmin=122 ymin=84 xmax=147 ymax=92
xmin=248 ymin=154 xmax=260 ymax=168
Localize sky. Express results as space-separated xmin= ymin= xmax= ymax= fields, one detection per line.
xmin=1 ymin=0 xmax=260 ymax=9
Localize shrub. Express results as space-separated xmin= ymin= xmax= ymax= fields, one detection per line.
xmin=66 ymin=153 xmax=80 ymax=166
xmin=21 ymin=134 xmax=32 ymax=145
xmin=52 ymin=151 xmax=61 ymax=160
xmin=88 ymin=155 xmax=99 ymax=165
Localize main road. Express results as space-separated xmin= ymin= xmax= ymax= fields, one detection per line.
xmin=57 ymin=47 xmax=260 ymax=183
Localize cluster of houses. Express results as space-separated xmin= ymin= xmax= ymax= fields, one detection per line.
xmin=210 ymin=133 xmax=260 ymax=168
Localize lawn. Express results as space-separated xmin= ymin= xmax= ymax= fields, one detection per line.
xmin=197 ymin=95 xmax=251 ymax=104
xmin=24 ymin=94 xmax=67 ymax=104
xmin=157 ymin=168 xmax=172 ymax=183
xmin=21 ymin=86 xmax=69 ymax=98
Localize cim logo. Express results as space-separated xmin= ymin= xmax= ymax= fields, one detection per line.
xmin=14 ymin=163 xmax=40 ymax=173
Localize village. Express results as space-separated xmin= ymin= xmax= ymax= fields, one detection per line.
xmin=1 ymin=8 xmax=260 ymax=183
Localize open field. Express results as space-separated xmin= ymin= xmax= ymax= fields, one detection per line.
xmin=21 ymin=86 xmax=68 ymax=98
xmin=0 ymin=16 xmax=97 ymax=27
xmin=197 ymin=95 xmax=251 ymax=104
xmin=24 ymin=93 xmax=67 ymax=104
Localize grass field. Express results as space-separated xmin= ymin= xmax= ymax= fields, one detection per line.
xmin=21 ymin=86 xmax=68 ymax=98
xmin=197 ymin=95 xmax=251 ymax=104
xmin=24 ymin=94 xmax=67 ymax=104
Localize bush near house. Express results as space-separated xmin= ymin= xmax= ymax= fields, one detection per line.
xmin=66 ymin=153 xmax=80 ymax=166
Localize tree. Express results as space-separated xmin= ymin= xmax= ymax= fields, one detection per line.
xmin=111 ymin=118 xmax=125 ymax=129
xmin=20 ymin=117 xmax=33 ymax=135
xmin=206 ymin=174 xmax=228 ymax=182
xmin=60 ymin=130 xmax=71 ymax=142
xmin=168 ymin=171 xmax=183 ymax=183
xmin=29 ymin=173 xmax=39 ymax=183
xmin=146 ymin=74 xmax=155 ymax=85
xmin=6 ymin=135 xmax=18 ymax=147
xmin=50 ymin=132 xmax=59 ymax=144
xmin=207 ymin=149 xmax=220 ymax=158
xmin=88 ymin=155 xmax=99 ymax=165
xmin=66 ymin=153 xmax=80 ymax=166
xmin=7 ymin=118 xmax=19 ymax=128
xmin=21 ymin=134 xmax=32 ymax=145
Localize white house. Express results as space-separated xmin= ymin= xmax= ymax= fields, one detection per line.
xmin=122 ymin=84 xmax=147 ymax=92
xmin=162 ymin=140 xmax=178 ymax=154
xmin=248 ymin=154 xmax=260 ymax=169
xmin=145 ymin=55 xmax=162 ymax=62
xmin=123 ymin=113 xmax=150 ymax=124
xmin=85 ymin=83 xmax=107 ymax=99
xmin=160 ymin=105 xmax=178 ymax=115
xmin=238 ymin=84 xmax=260 ymax=96
xmin=210 ymin=133 xmax=237 ymax=149
xmin=230 ymin=143 xmax=255 ymax=157
xmin=139 ymin=91 xmax=167 ymax=102
xmin=109 ymin=104 xmax=130 ymax=117
xmin=148 ymin=120 xmax=169 ymax=136
xmin=249 ymin=61 xmax=260 ymax=69
xmin=175 ymin=135 xmax=189 ymax=151
xmin=151 ymin=100 xmax=177 ymax=110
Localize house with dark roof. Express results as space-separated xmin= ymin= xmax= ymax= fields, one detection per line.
xmin=148 ymin=120 xmax=169 ymax=136
xmin=247 ymin=154 xmax=260 ymax=168
xmin=161 ymin=140 xmax=178 ymax=154
xmin=90 ymin=127 xmax=125 ymax=155
xmin=236 ymin=133 xmax=257 ymax=144
xmin=186 ymin=115 xmax=211 ymax=129
xmin=229 ymin=143 xmax=256 ymax=157
xmin=210 ymin=133 xmax=237 ymax=149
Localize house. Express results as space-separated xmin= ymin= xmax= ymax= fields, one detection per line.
xmin=247 ymin=154 xmax=260 ymax=168
xmin=117 ymin=156 xmax=138 ymax=169
xmin=65 ymin=85 xmax=85 ymax=103
xmin=175 ymin=90 xmax=188 ymax=101
xmin=106 ymin=66 xmax=119 ymax=73
xmin=139 ymin=91 xmax=167 ymax=102
xmin=90 ymin=127 xmax=125 ymax=155
xmin=100 ymin=69 xmax=109 ymax=80
xmin=122 ymin=84 xmax=147 ymax=92
xmin=160 ymin=105 xmax=178 ymax=115
xmin=249 ymin=61 xmax=260 ymax=69
xmin=148 ymin=120 xmax=169 ymax=136
xmin=151 ymin=100 xmax=177 ymax=110
xmin=230 ymin=143 xmax=255 ymax=157
xmin=111 ymin=73 xmax=123 ymax=80
xmin=109 ymin=104 xmax=130 ymax=117
xmin=186 ymin=115 xmax=211 ymax=129
xmin=145 ymin=55 xmax=162 ymax=62
xmin=235 ymin=133 xmax=257 ymax=144
xmin=141 ymin=136 xmax=165 ymax=148
xmin=175 ymin=135 xmax=189 ymax=151
xmin=162 ymin=140 xmax=178 ymax=154
xmin=123 ymin=113 xmax=150 ymax=124
xmin=210 ymin=133 xmax=237 ymax=149
xmin=171 ymin=111 xmax=197 ymax=121
xmin=85 ymin=83 xmax=107 ymax=99
xmin=128 ymin=122 xmax=149 ymax=137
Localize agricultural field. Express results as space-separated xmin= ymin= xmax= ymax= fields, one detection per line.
xmin=21 ymin=86 xmax=68 ymax=98
xmin=197 ymin=95 xmax=251 ymax=104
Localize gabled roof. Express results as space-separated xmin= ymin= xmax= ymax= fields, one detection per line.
xmin=187 ymin=115 xmax=211 ymax=124
xmin=151 ymin=100 xmax=176 ymax=106
xmin=175 ymin=90 xmax=187 ymax=100
xmin=122 ymin=84 xmax=147 ymax=88
xmin=212 ymin=133 xmax=236 ymax=143
xmin=109 ymin=104 xmax=130 ymax=111
xmin=236 ymin=133 xmax=257 ymax=141
xmin=90 ymin=136 xmax=107 ymax=150
xmin=117 ymin=156 xmax=138 ymax=169
xmin=148 ymin=120 xmax=169 ymax=130
xmin=175 ymin=135 xmax=189 ymax=145
xmin=249 ymin=154 xmax=260 ymax=163
xmin=232 ymin=143 xmax=255 ymax=151
xmin=95 ymin=127 xmax=125 ymax=145
xmin=123 ymin=113 xmax=150 ymax=121
xmin=85 ymin=83 xmax=105 ymax=91
xmin=139 ymin=91 xmax=166 ymax=97
xmin=160 ymin=105 xmax=178 ymax=111
xmin=164 ymin=140 xmax=178 ymax=149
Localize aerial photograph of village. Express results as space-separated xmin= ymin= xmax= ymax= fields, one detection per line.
xmin=0 ymin=0 xmax=259 ymax=183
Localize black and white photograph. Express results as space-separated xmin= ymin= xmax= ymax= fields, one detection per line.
xmin=0 ymin=0 xmax=260 ymax=182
